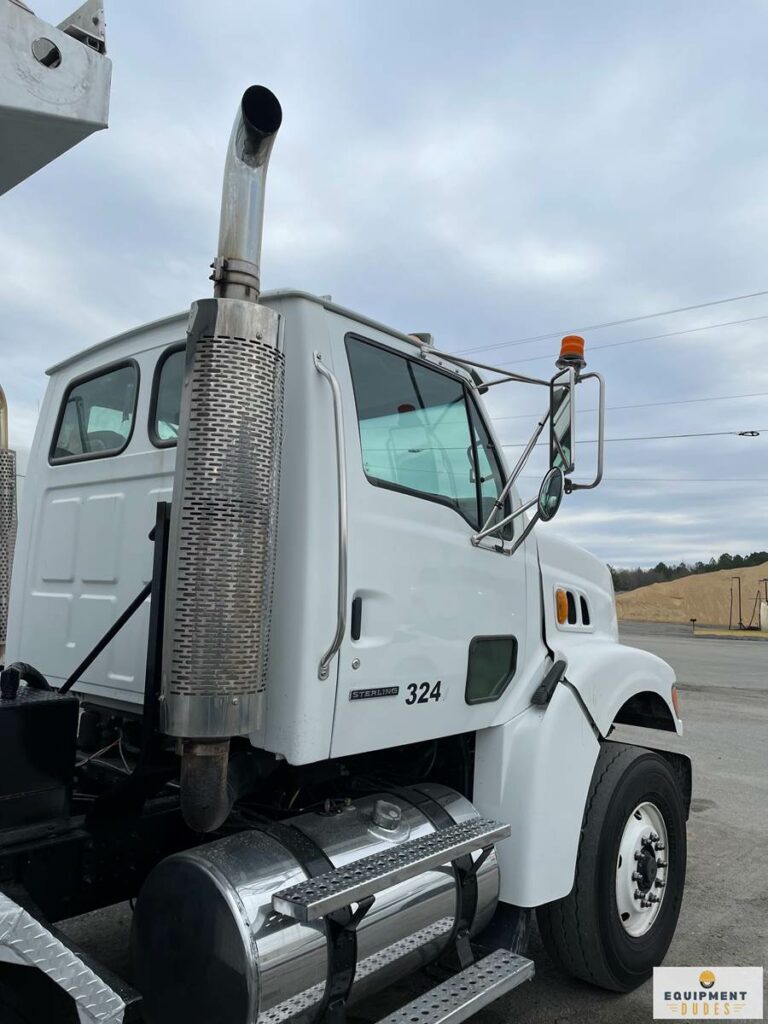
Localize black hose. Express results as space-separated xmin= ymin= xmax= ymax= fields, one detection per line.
xmin=4 ymin=661 xmax=51 ymax=690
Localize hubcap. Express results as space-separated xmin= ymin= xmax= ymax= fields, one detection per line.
xmin=616 ymin=801 xmax=669 ymax=937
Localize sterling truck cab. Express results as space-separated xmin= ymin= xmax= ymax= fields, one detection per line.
xmin=0 ymin=84 xmax=690 ymax=1024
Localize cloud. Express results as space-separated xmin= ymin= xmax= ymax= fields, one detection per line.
xmin=2 ymin=0 xmax=767 ymax=568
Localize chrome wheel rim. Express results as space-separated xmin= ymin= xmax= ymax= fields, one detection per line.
xmin=616 ymin=801 xmax=668 ymax=937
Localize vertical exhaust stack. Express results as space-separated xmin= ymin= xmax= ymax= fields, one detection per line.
xmin=0 ymin=386 xmax=17 ymax=663
xmin=162 ymin=87 xmax=284 ymax=832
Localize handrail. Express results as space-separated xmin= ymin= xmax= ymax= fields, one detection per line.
xmin=313 ymin=352 xmax=348 ymax=680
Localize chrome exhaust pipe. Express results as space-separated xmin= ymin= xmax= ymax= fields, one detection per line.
xmin=0 ymin=386 xmax=17 ymax=663
xmin=211 ymin=85 xmax=283 ymax=303
xmin=162 ymin=88 xmax=284 ymax=831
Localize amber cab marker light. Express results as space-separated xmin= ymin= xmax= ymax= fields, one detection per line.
xmin=555 ymin=589 xmax=569 ymax=625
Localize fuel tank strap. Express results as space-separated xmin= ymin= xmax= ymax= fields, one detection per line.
xmin=395 ymin=787 xmax=479 ymax=968
xmin=260 ymin=821 xmax=335 ymax=880
xmin=260 ymin=821 xmax=359 ymax=1024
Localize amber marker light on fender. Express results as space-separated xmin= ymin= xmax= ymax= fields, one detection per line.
xmin=556 ymin=589 xmax=568 ymax=625
xmin=671 ymin=685 xmax=681 ymax=718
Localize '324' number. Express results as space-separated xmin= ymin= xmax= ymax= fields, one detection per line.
xmin=405 ymin=681 xmax=442 ymax=705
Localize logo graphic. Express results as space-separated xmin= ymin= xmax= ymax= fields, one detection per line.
xmin=654 ymin=966 xmax=763 ymax=1019
xmin=349 ymin=686 xmax=399 ymax=701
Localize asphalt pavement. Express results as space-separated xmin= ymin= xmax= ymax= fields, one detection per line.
xmin=60 ymin=622 xmax=768 ymax=1023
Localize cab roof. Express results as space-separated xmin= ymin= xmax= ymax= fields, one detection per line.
xmin=46 ymin=289 xmax=430 ymax=376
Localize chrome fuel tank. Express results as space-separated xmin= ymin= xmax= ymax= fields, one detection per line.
xmin=132 ymin=785 xmax=499 ymax=1024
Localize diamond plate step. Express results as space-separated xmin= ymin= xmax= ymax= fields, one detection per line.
xmin=272 ymin=817 xmax=510 ymax=922
xmin=379 ymin=950 xmax=534 ymax=1024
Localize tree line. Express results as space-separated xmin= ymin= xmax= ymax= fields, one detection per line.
xmin=609 ymin=551 xmax=768 ymax=593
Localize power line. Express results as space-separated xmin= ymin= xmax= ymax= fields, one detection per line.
xmin=491 ymin=389 xmax=768 ymax=422
xmin=501 ymin=427 xmax=768 ymax=448
xmin=520 ymin=475 xmax=768 ymax=483
xmin=456 ymin=288 xmax=768 ymax=356
xmin=501 ymin=314 xmax=768 ymax=367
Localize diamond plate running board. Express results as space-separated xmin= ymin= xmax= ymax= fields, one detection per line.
xmin=379 ymin=949 xmax=534 ymax=1024
xmin=0 ymin=892 xmax=125 ymax=1024
xmin=272 ymin=817 xmax=510 ymax=922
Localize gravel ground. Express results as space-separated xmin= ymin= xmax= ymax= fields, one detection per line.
xmin=59 ymin=622 xmax=768 ymax=1023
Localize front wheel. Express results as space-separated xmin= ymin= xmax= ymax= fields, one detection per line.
xmin=537 ymin=741 xmax=687 ymax=992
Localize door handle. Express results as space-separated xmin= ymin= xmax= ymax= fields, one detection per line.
xmin=351 ymin=596 xmax=362 ymax=641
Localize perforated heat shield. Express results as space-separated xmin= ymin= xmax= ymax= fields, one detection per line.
xmin=161 ymin=298 xmax=284 ymax=739
xmin=0 ymin=448 xmax=17 ymax=650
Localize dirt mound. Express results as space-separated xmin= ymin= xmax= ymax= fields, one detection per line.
xmin=616 ymin=561 xmax=768 ymax=626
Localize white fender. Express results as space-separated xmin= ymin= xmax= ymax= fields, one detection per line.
xmin=558 ymin=636 xmax=680 ymax=737
xmin=474 ymin=681 xmax=600 ymax=907
xmin=472 ymin=531 xmax=682 ymax=907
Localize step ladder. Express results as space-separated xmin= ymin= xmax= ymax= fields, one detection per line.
xmin=271 ymin=817 xmax=534 ymax=1024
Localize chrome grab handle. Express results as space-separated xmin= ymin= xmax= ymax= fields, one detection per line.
xmin=313 ymin=352 xmax=348 ymax=680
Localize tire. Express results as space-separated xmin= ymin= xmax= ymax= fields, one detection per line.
xmin=537 ymin=741 xmax=686 ymax=992
xmin=0 ymin=963 xmax=79 ymax=1024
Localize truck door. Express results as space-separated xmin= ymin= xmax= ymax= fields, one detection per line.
xmin=329 ymin=331 xmax=541 ymax=758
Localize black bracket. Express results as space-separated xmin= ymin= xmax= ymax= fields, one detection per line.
xmin=394 ymin=786 xmax=488 ymax=972
xmin=86 ymin=502 xmax=174 ymax=820
xmin=530 ymin=658 xmax=567 ymax=706
xmin=321 ymin=896 xmax=376 ymax=1024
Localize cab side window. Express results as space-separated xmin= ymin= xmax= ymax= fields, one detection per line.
xmin=346 ymin=335 xmax=509 ymax=532
xmin=50 ymin=362 xmax=138 ymax=463
xmin=150 ymin=345 xmax=185 ymax=446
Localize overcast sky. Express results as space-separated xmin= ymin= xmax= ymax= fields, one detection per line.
xmin=3 ymin=0 xmax=768 ymax=568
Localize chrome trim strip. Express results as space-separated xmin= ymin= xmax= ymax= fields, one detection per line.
xmin=314 ymin=352 xmax=348 ymax=681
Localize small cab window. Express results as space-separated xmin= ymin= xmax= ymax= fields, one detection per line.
xmin=345 ymin=336 xmax=510 ymax=533
xmin=466 ymin=635 xmax=518 ymax=704
xmin=51 ymin=362 xmax=138 ymax=462
xmin=150 ymin=345 xmax=185 ymax=446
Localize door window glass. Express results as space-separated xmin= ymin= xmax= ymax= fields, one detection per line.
xmin=51 ymin=363 xmax=138 ymax=462
xmin=346 ymin=337 xmax=482 ymax=527
xmin=346 ymin=336 xmax=512 ymax=534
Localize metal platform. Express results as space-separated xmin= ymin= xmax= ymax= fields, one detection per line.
xmin=272 ymin=817 xmax=510 ymax=922
xmin=379 ymin=949 xmax=534 ymax=1024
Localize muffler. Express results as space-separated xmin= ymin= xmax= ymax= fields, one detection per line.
xmin=161 ymin=86 xmax=284 ymax=831
xmin=0 ymin=386 xmax=17 ymax=663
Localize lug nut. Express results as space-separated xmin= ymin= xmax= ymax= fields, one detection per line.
xmin=657 ymin=859 xmax=667 ymax=868
xmin=649 ymin=832 xmax=659 ymax=843
xmin=633 ymin=889 xmax=643 ymax=901
xmin=655 ymin=879 xmax=666 ymax=889
xmin=648 ymin=893 xmax=660 ymax=903
xmin=632 ymin=871 xmax=642 ymax=882
xmin=634 ymin=852 xmax=643 ymax=862
xmin=655 ymin=841 xmax=665 ymax=851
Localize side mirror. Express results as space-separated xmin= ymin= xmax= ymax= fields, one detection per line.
xmin=538 ymin=466 xmax=564 ymax=522
xmin=550 ymin=374 xmax=574 ymax=474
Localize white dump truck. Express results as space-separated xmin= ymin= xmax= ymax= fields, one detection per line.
xmin=0 ymin=81 xmax=689 ymax=1024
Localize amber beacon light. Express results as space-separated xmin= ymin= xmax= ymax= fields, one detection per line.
xmin=556 ymin=334 xmax=587 ymax=371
